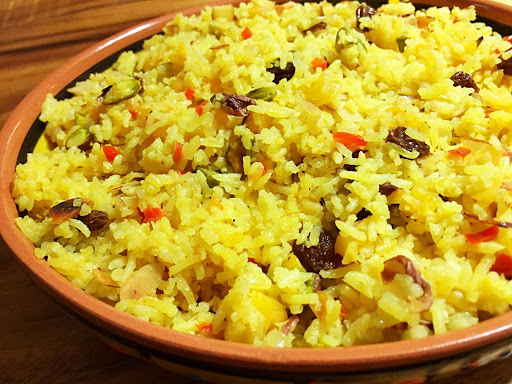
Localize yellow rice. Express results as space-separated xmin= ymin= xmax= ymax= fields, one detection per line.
xmin=12 ymin=0 xmax=512 ymax=347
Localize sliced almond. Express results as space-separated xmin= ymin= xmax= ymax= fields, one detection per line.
xmin=120 ymin=264 xmax=162 ymax=300
xmin=93 ymin=268 xmax=119 ymax=288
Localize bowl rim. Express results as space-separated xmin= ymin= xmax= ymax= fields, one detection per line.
xmin=2 ymin=0 xmax=512 ymax=374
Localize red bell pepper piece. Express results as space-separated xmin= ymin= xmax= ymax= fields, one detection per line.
xmin=173 ymin=142 xmax=183 ymax=164
xmin=142 ymin=207 xmax=165 ymax=223
xmin=311 ymin=57 xmax=329 ymax=71
xmin=197 ymin=323 xmax=213 ymax=334
xmin=464 ymin=225 xmax=499 ymax=244
xmin=196 ymin=100 xmax=208 ymax=116
xmin=333 ymin=132 xmax=368 ymax=150
xmin=448 ymin=147 xmax=471 ymax=158
xmin=185 ymin=88 xmax=195 ymax=100
xmin=241 ymin=27 xmax=252 ymax=40
xmin=490 ymin=253 xmax=512 ymax=278
xmin=102 ymin=145 xmax=120 ymax=163
xmin=261 ymin=163 xmax=267 ymax=175
xmin=339 ymin=305 xmax=347 ymax=320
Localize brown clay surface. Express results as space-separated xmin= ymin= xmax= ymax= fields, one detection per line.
xmin=2 ymin=1 xmax=512 ymax=383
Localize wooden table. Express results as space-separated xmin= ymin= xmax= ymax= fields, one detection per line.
xmin=1 ymin=1 xmax=512 ymax=383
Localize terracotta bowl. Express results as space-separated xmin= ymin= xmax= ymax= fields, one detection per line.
xmin=2 ymin=1 xmax=512 ymax=383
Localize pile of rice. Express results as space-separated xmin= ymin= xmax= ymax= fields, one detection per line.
xmin=12 ymin=0 xmax=512 ymax=347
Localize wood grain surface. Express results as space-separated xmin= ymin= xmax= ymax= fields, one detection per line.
xmin=1 ymin=1 xmax=512 ymax=383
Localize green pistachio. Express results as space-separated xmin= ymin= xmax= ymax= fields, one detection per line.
xmin=197 ymin=168 xmax=221 ymax=188
xmin=246 ymin=87 xmax=277 ymax=101
xmin=335 ymin=27 xmax=367 ymax=53
xmin=102 ymin=77 xmax=142 ymax=105
xmin=396 ymin=36 xmax=408 ymax=53
xmin=66 ymin=128 xmax=93 ymax=150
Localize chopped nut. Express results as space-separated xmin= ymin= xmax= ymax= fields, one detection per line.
xmin=281 ymin=315 xmax=299 ymax=334
xmin=381 ymin=255 xmax=432 ymax=311
xmin=93 ymin=268 xmax=119 ymax=287
xmin=463 ymin=211 xmax=512 ymax=229
xmin=226 ymin=140 xmax=246 ymax=174
xmin=49 ymin=198 xmax=92 ymax=224
xmin=303 ymin=22 xmax=327 ymax=35
xmin=120 ymin=264 xmax=162 ymax=300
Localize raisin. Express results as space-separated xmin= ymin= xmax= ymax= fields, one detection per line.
xmin=267 ymin=62 xmax=296 ymax=84
xmin=352 ymin=149 xmax=366 ymax=158
xmin=379 ymin=183 xmax=399 ymax=196
xmin=303 ymin=22 xmax=327 ymax=35
xmin=215 ymin=93 xmax=256 ymax=117
xmin=356 ymin=4 xmax=377 ymax=31
xmin=450 ymin=71 xmax=479 ymax=92
xmin=343 ymin=164 xmax=357 ymax=171
xmin=292 ymin=229 xmax=341 ymax=273
xmin=386 ymin=126 xmax=430 ymax=157
xmin=78 ymin=210 xmax=109 ymax=231
xmin=391 ymin=322 xmax=409 ymax=331
xmin=498 ymin=56 xmax=512 ymax=76
xmin=356 ymin=208 xmax=372 ymax=221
